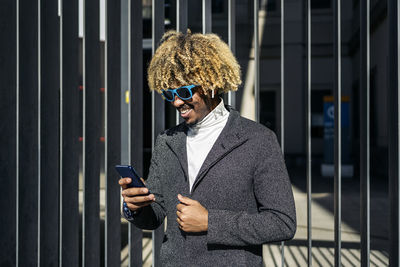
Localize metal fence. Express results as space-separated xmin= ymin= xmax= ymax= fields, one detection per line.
xmin=0 ymin=0 xmax=399 ymax=266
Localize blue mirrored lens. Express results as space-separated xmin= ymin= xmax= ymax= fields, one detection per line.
xmin=176 ymin=86 xmax=192 ymax=99
xmin=162 ymin=90 xmax=174 ymax=101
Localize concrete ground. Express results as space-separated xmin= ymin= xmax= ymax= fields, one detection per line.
xmin=262 ymin=166 xmax=390 ymax=266
xmin=263 ymin=185 xmax=389 ymax=266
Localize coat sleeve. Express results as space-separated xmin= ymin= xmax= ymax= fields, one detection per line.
xmin=124 ymin=135 xmax=167 ymax=230
xmin=207 ymin=131 xmax=296 ymax=246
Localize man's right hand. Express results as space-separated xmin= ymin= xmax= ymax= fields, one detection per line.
xmin=119 ymin=178 xmax=155 ymax=212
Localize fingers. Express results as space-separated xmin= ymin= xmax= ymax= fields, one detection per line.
xmin=176 ymin=212 xmax=187 ymax=230
xmin=176 ymin=208 xmax=183 ymax=219
xmin=123 ymin=192 xmax=155 ymax=212
xmin=125 ymin=200 xmax=154 ymax=211
xmin=177 ymin=194 xmax=197 ymax=205
xmin=120 ymin=177 xmax=152 ymax=212
xmin=119 ymin=177 xmax=131 ymax=190
xmin=124 ymin=194 xmax=155 ymax=204
xmin=176 ymin=216 xmax=183 ymax=228
xmin=119 ymin=177 xmax=132 ymax=185
xmin=176 ymin=203 xmax=185 ymax=212
xmin=176 ymin=204 xmax=185 ymax=229
xmin=122 ymin=187 xmax=149 ymax=197
xmin=119 ymin=177 xmax=148 ymax=190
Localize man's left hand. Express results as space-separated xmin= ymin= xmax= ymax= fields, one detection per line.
xmin=176 ymin=194 xmax=208 ymax=232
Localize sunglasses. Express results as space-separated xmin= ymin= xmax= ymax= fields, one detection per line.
xmin=161 ymin=85 xmax=198 ymax=102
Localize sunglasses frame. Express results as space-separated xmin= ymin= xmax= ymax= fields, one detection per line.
xmin=161 ymin=85 xmax=198 ymax=102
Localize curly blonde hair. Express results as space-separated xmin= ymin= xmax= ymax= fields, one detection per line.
xmin=147 ymin=30 xmax=242 ymax=95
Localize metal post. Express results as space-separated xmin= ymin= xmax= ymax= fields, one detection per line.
xmin=82 ymin=0 xmax=101 ymax=265
xmin=152 ymin=1 xmax=165 ymax=266
xmin=228 ymin=0 xmax=236 ymax=108
xmin=388 ymin=0 xmax=400 ymax=265
xmin=121 ymin=0 xmax=129 ymax=165
xmin=360 ymin=0 xmax=371 ymax=266
xmin=38 ymin=1 xmax=42 ymax=263
xmin=202 ymin=0 xmax=211 ymax=34
xmin=0 ymin=0 xmax=17 ymax=265
xmin=18 ymin=0 xmax=39 ymax=264
xmin=16 ymin=1 xmax=20 ymax=263
xmin=177 ymin=0 xmax=188 ymax=33
xmin=280 ymin=0 xmax=285 ymax=152
xmin=280 ymin=0 xmax=286 ymax=264
xmin=59 ymin=0 xmax=80 ymax=265
xmin=176 ymin=0 xmax=188 ymax=125
xmin=305 ymin=0 xmax=312 ymax=266
xmin=333 ymin=0 xmax=342 ymax=266
xmin=40 ymin=0 xmax=60 ymax=265
xmin=105 ymin=0 xmax=122 ymax=265
xmin=129 ymin=0 xmax=144 ymax=266
xmin=254 ymin=0 xmax=259 ymax=123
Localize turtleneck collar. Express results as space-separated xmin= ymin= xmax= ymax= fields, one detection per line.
xmin=188 ymin=98 xmax=229 ymax=132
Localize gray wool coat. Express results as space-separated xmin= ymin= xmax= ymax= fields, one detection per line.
xmin=127 ymin=107 xmax=296 ymax=266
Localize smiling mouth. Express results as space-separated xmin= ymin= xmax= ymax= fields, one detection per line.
xmin=180 ymin=108 xmax=191 ymax=114
xmin=178 ymin=104 xmax=192 ymax=113
xmin=178 ymin=105 xmax=193 ymax=118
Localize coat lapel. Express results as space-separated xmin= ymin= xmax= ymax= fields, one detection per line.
xmin=165 ymin=123 xmax=189 ymax=181
xmin=191 ymin=109 xmax=248 ymax=193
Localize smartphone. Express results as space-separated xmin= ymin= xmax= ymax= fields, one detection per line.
xmin=115 ymin=165 xmax=147 ymax=188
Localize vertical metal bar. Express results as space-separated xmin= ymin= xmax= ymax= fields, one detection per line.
xmin=105 ymin=0 xmax=121 ymax=265
xmin=0 ymin=0 xmax=17 ymax=265
xmin=16 ymin=0 xmax=20 ymax=263
xmin=18 ymin=0 xmax=39 ymax=264
xmin=59 ymin=0 xmax=80 ymax=265
xmin=176 ymin=0 xmax=188 ymax=125
xmin=254 ymin=0 xmax=259 ymax=123
xmin=228 ymin=0 xmax=236 ymax=108
xmin=152 ymin=1 xmax=165 ymax=266
xmin=40 ymin=0 xmax=60 ymax=265
xmin=121 ymin=0 xmax=129 ymax=165
xmin=333 ymin=0 xmax=342 ymax=266
xmin=360 ymin=0 xmax=370 ymax=266
xmin=129 ymin=0 xmax=144 ymax=266
xmin=305 ymin=0 xmax=312 ymax=266
xmin=177 ymin=0 xmax=188 ymax=33
xmin=280 ymin=0 xmax=285 ymax=152
xmin=277 ymin=0 xmax=287 ymax=264
xmin=127 ymin=0 xmax=133 ymax=264
xmin=228 ymin=0 xmax=236 ymax=55
xmin=38 ymin=1 xmax=41 ymax=264
xmin=83 ymin=0 xmax=101 ymax=265
xmin=202 ymin=0 xmax=212 ymax=34
xmin=388 ymin=0 xmax=400 ymax=265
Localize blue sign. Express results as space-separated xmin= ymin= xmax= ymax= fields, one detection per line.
xmin=323 ymin=98 xmax=351 ymax=164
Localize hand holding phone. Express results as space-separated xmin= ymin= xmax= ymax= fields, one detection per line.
xmin=116 ymin=165 xmax=155 ymax=214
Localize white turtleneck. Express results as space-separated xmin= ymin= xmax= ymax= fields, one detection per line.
xmin=186 ymin=98 xmax=229 ymax=191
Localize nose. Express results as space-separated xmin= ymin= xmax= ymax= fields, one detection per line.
xmin=171 ymin=95 xmax=184 ymax=107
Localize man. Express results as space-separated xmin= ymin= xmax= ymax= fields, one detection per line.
xmin=119 ymin=30 xmax=296 ymax=266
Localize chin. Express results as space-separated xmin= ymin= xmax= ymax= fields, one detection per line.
xmin=185 ymin=118 xmax=197 ymax=126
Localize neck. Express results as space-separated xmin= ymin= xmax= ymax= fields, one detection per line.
xmin=204 ymin=95 xmax=221 ymax=114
